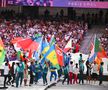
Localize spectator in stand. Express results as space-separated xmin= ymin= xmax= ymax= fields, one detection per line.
xmin=0 ymin=15 xmax=87 ymax=61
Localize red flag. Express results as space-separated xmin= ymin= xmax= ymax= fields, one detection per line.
xmin=97 ymin=47 xmax=107 ymax=58
xmin=17 ymin=38 xmax=39 ymax=51
xmin=11 ymin=37 xmax=23 ymax=44
xmin=55 ymin=45 xmax=64 ymax=67
xmin=28 ymin=49 xmax=32 ymax=59
xmin=64 ymin=38 xmax=72 ymax=53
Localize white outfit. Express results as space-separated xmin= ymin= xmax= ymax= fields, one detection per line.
xmin=69 ymin=64 xmax=74 ymax=73
xmin=73 ymin=67 xmax=79 ymax=74
xmin=4 ymin=65 xmax=9 ymax=75
xmin=92 ymin=64 xmax=98 ymax=74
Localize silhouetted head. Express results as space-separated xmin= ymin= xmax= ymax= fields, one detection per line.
xmin=80 ymin=54 xmax=82 ymax=57
xmin=101 ymin=62 xmax=104 ymax=66
xmin=70 ymin=61 xmax=73 ymax=65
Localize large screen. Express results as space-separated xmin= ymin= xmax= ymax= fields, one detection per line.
xmin=7 ymin=0 xmax=108 ymax=8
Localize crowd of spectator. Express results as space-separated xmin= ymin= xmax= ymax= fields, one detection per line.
xmin=0 ymin=10 xmax=88 ymax=61
xmin=100 ymin=25 xmax=108 ymax=55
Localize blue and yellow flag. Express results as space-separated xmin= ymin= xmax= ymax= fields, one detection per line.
xmin=34 ymin=37 xmax=49 ymax=61
xmin=41 ymin=38 xmax=49 ymax=56
xmin=0 ymin=37 xmax=5 ymax=66
xmin=42 ymin=45 xmax=60 ymax=69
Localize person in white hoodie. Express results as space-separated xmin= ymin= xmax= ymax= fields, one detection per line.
xmin=3 ymin=62 xmax=10 ymax=87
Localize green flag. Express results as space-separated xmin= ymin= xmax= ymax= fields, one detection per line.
xmin=0 ymin=38 xmax=5 ymax=66
xmin=94 ymin=37 xmax=100 ymax=52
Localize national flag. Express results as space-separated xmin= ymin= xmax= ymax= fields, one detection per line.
xmin=17 ymin=51 xmax=21 ymax=60
xmin=11 ymin=37 xmax=23 ymax=44
xmin=33 ymin=51 xmax=40 ymax=61
xmin=41 ymin=38 xmax=50 ymax=56
xmin=97 ymin=46 xmax=107 ymax=58
xmin=49 ymin=35 xmax=56 ymax=46
xmin=35 ymin=33 xmax=42 ymax=38
xmin=33 ymin=36 xmax=43 ymax=60
xmin=41 ymin=45 xmax=60 ymax=69
xmin=28 ymin=49 xmax=32 ymax=59
xmin=40 ymin=38 xmax=50 ymax=63
xmin=95 ymin=56 xmax=102 ymax=66
xmin=89 ymin=35 xmax=107 ymax=63
xmin=11 ymin=37 xmax=23 ymax=51
xmin=55 ymin=45 xmax=64 ymax=66
xmin=64 ymin=38 xmax=72 ymax=53
xmin=89 ymin=42 xmax=97 ymax=63
xmin=94 ymin=35 xmax=100 ymax=52
xmin=63 ymin=52 xmax=69 ymax=66
xmin=17 ymin=38 xmax=39 ymax=52
xmin=0 ymin=37 xmax=5 ymax=66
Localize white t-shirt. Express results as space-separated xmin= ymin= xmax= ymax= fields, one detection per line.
xmin=73 ymin=67 xmax=79 ymax=74
xmin=92 ymin=64 xmax=98 ymax=74
xmin=4 ymin=65 xmax=9 ymax=75
xmin=69 ymin=64 xmax=74 ymax=73
xmin=14 ymin=65 xmax=16 ymax=74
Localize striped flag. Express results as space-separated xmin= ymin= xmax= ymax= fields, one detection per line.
xmin=89 ymin=42 xmax=97 ymax=63
xmin=89 ymin=35 xmax=108 ymax=63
